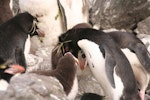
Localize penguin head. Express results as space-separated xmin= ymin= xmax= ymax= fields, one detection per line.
xmin=58 ymin=23 xmax=93 ymax=57
xmin=28 ymin=17 xmax=45 ymax=38
xmin=58 ymin=29 xmax=81 ymax=57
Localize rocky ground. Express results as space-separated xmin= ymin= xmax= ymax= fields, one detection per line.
xmin=0 ymin=0 xmax=150 ymax=100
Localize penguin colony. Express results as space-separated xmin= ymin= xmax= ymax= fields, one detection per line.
xmin=58 ymin=23 xmax=150 ymax=100
xmin=0 ymin=1 xmax=150 ymax=100
xmin=59 ymin=24 xmax=146 ymax=100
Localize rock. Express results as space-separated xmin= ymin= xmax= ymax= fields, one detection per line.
xmin=0 ymin=79 xmax=9 ymax=91
xmin=0 ymin=68 xmax=104 ymax=100
xmin=0 ymin=73 xmax=67 ymax=100
xmin=137 ymin=34 xmax=150 ymax=50
xmin=11 ymin=0 xmax=19 ymax=15
xmin=88 ymin=0 xmax=150 ymax=30
xmin=75 ymin=67 xmax=104 ymax=100
xmin=0 ymin=0 xmax=13 ymax=24
xmin=26 ymin=47 xmax=53 ymax=72
xmin=135 ymin=16 xmax=150 ymax=35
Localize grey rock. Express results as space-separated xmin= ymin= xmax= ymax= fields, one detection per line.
xmin=135 ymin=16 xmax=150 ymax=35
xmin=26 ymin=47 xmax=53 ymax=72
xmin=88 ymin=0 xmax=150 ymax=30
xmin=75 ymin=67 xmax=104 ymax=99
xmin=0 ymin=73 xmax=66 ymax=100
xmin=12 ymin=0 xmax=19 ymax=15
xmin=0 ymin=67 xmax=104 ymax=100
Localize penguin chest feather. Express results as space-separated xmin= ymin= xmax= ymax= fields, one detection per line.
xmin=78 ymin=39 xmax=124 ymax=100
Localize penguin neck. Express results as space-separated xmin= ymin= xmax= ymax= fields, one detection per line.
xmin=67 ymin=75 xmax=78 ymax=100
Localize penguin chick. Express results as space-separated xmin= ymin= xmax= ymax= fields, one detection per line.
xmin=31 ymin=52 xmax=79 ymax=100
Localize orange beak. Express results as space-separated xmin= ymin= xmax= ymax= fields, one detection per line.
xmin=37 ymin=29 xmax=45 ymax=37
xmin=78 ymin=51 xmax=87 ymax=70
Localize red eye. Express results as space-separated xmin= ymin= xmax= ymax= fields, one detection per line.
xmin=65 ymin=47 xmax=69 ymax=52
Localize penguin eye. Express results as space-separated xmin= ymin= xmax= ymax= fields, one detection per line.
xmin=82 ymin=54 xmax=86 ymax=58
xmin=80 ymin=50 xmax=86 ymax=58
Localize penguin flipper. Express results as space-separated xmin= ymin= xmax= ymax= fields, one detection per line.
xmin=104 ymin=47 xmax=116 ymax=88
xmin=131 ymin=43 xmax=150 ymax=73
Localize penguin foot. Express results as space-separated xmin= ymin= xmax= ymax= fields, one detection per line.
xmin=4 ymin=64 xmax=25 ymax=75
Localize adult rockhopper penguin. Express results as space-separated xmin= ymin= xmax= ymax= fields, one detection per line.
xmin=0 ymin=12 xmax=44 ymax=82
xmin=107 ymin=31 xmax=150 ymax=100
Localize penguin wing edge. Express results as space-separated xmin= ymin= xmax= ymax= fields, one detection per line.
xmin=105 ymin=47 xmax=116 ymax=88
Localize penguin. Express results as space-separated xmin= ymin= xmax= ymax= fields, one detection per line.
xmin=107 ymin=31 xmax=150 ymax=73
xmin=0 ymin=46 xmax=27 ymax=82
xmin=19 ymin=0 xmax=89 ymax=75
xmin=0 ymin=64 xmax=25 ymax=91
xmin=106 ymin=31 xmax=150 ymax=100
xmin=30 ymin=51 xmax=79 ymax=100
xmin=121 ymin=48 xmax=149 ymax=100
xmin=19 ymin=0 xmax=66 ymax=54
xmin=58 ymin=27 xmax=140 ymax=100
xmin=0 ymin=51 xmax=26 ymax=91
xmin=0 ymin=12 xmax=43 ymax=81
xmin=0 ymin=59 xmax=25 ymax=82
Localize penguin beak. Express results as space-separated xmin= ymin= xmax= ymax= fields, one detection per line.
xmin=36 ymin=29 xmax=45 ymax=37
xmin=78 ymin=51 xmax=87 ymax=70
xmin=64 ymin=52 xmax=79 ymax=66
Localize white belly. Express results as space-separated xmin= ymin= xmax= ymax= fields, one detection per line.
xmin=121 ymin=48 xmax=149 ymax=92
xmin=88 ymin=52 xmax=124 ymax=100
xmin=78 ymin=39 xmax=124 ymax=100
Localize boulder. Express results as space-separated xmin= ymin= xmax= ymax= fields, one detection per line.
xmin=0 ymin=73 xmax=67 ymax=100
xmin=135 ymin=16 xmax=150 ymax=35
xmin=88 ymin=0 xmax=150 ymax=30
